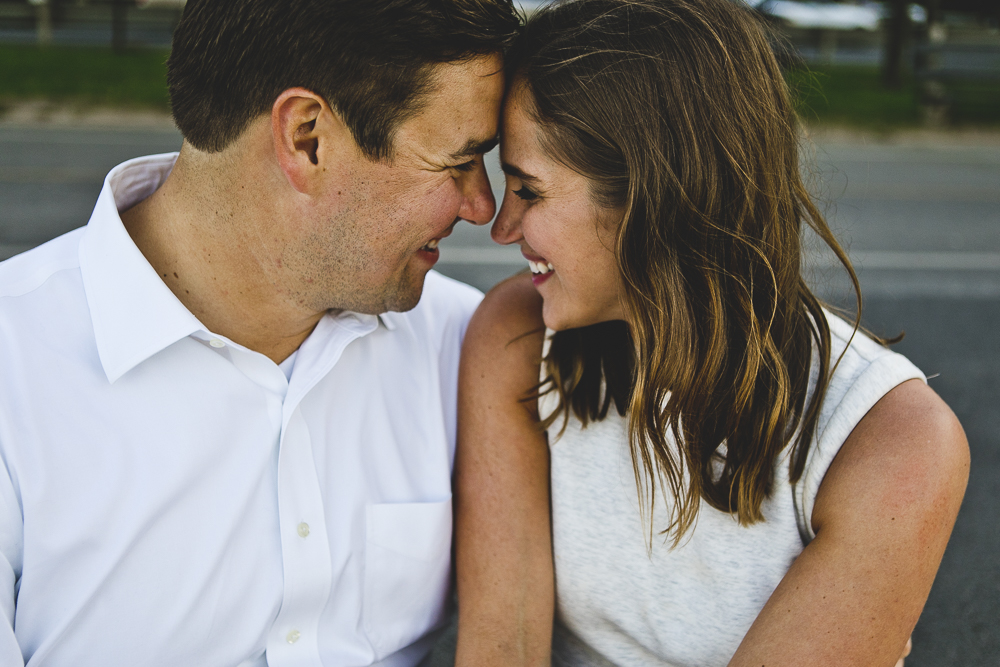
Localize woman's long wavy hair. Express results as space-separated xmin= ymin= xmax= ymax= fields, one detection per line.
xmin=511 ymin=0 xmax=865 ymax=543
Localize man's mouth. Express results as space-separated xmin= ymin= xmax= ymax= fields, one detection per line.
xmin=420 ymin=218 xmax=460 ymax=254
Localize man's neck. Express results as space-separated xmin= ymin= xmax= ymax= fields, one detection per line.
xmin=120 ymin=146 xmax=324 ymax=364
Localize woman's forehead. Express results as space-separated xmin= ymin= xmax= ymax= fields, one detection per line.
xmin=499 ymin=89 xmax=550 ymax=175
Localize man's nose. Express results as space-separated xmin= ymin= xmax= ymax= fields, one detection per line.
xmin=457 ymin=161 xmax=497 ymax=226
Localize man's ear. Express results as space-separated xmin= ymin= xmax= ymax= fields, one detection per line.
xmin=272 ymin=88 xmax=340 ymax=194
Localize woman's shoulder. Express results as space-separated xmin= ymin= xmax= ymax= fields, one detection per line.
xmin=464 ymin=273 xmax=545 ymax=354
xmin=461 ymin=273 xmax=546 ymax=407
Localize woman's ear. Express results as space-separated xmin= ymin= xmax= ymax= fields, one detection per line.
xmin=271 ymin=87 xmax=331 ymax=194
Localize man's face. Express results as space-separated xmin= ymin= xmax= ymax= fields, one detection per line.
xmin=283 ymin=54 xmax=504 ymax=315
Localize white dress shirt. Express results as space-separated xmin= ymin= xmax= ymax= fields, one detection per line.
xmin=0 ymin=154 xmax=482 ymax=667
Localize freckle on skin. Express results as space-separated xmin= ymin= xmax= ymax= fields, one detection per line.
xmin=173 ymin=272 xmax=179 ymax=279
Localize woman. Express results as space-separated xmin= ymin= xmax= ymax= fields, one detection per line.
xmin=453 ymin=0 xmax=969 ymax=665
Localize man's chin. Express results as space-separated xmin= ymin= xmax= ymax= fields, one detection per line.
xmin=346 ymin=270 xmax=427 ymax=315
xmin=381 ymin=291 xmax=422 ymax=314
xmin=384 ymin=274 xmax=426 ymax=313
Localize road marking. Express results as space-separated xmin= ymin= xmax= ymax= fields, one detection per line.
xmin=439 ymin=247 xmax=1000 ymax=272
xmin=438 ymin=246 xmax=524 ymax=265
xmin=0 ymin=166 xmax=107 ymax=184
xmin=838 ymin=185 xmax=1000 ymax=203
xmin=806 ymin=250 xmax=1000 ymax=271
xmin=0 ymin=129 xmax=181 ymax=146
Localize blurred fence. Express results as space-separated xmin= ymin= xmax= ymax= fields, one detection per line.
xmin=0 ymin=0 xmax=998 ymax=93
xmin=0 ymin=0 xmax=181 ymax=49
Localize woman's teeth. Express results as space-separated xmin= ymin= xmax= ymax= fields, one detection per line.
xmin=529 ymin=260 xmax=554 ymax=275
xmin=421 ymin=239 xmax=439 ymax=252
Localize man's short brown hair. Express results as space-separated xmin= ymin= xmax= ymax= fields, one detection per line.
xmin=168 ymin=0 xmax=519 ymax=159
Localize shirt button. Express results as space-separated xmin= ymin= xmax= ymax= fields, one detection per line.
xmin=209 ymin=338 xmax=225 ymax=348
xmin=286 ymin=629 xmax=301 ymax=644
xmin=297 ymin=522 xmax=310 ymax=538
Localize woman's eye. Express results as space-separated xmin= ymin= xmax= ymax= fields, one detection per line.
xmin=513 ymin=186 xmax=538 ymax=201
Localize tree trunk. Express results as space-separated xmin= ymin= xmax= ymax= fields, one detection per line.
xmin=112 ymin=0 xmax=128 ymax=53
xmin=882 ymin=0 xmax=909 ymax=89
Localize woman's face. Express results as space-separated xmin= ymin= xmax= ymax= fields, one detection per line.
xmin=492 ymin=86 xmax=625 ymax=331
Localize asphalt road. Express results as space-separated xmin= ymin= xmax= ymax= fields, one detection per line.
xmin=0 ymin=124 xmax=998 ymax=665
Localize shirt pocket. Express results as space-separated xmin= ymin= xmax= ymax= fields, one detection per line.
xmin=363 ymin=498 xmax=453 ymax=659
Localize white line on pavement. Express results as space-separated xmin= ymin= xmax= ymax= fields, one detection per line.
xmin=439 ymin=246 xmax=1000 ymax=272
xmin=438 ymin=246 xmax=523 ymax=265
xmin=806 ymin=250 xmax=1000 ymax=271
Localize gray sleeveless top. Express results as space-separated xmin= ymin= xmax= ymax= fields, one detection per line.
xmin=539 ymin=313 xmax=924 ymax=667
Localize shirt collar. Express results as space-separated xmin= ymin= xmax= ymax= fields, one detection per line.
xmin=79 ymin=153 xmax=204 ymax=384
xmin=377 ymin=313 xmax=397 ymax=331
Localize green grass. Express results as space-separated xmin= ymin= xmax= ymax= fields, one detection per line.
xmin=945 ymin=79 xmax=1000 ymax=126
xmin=787 ymin=65 xmax=922 ymax=129
xmin=0 ymin=45 xmax=997 ymax=130
xmin=786 ymin=64 xmax=1000 ymax=130
xmin=0 ymin=44 xmax=170 ymax=110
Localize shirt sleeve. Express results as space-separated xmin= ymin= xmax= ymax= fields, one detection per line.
xmin=0 ymin=453 xmax=24 ymax=666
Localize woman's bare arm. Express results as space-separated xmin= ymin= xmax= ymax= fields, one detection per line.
xmin=454 ymin=274 xmax=554 ymax=667
xmin=729 ymin=379 xmax=969 ymax=666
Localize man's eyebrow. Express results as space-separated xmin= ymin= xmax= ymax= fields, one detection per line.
xmin=449 ymin=137 xmax=499 ymax=160
xmin=500 ymin=161 xmax=541 ymax=184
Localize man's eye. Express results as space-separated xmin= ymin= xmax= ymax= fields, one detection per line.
xmin=451 ymin=160 xmax=476 ymax=173
xmin=513 ymin=186 xmax=538 ymax=201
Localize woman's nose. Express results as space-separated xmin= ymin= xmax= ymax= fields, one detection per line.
xmin=490 ymin=192 xmax=523 ymax=245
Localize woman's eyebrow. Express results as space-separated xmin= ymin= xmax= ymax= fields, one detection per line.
xmin=500 ymin=161 xmax=541 ymax=184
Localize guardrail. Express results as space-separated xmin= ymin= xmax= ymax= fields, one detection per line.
xmin=915 ymin=24 xmax=1000 ymax=124
xmin=0 ymin=0 xmax=181 ymax=49
xmin=917 ymin=42 xmax=1000 ymax=82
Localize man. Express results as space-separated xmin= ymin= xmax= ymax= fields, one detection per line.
xmin=0 ymin=0 xmax=518 ymax=664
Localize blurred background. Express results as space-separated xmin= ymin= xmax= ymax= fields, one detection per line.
xmin=0 ymin=0 xmax=998 ymax=664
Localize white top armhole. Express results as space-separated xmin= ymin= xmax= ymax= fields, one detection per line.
xmin=794 ymin=314 xmax=925 ymax=543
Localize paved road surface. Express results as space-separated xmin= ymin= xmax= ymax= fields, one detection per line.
xmin=0 ymin=125 xmax=997 ymax=665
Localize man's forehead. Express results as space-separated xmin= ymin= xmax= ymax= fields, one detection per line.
xmin=398 ymin=55 xmax=505 ymax=160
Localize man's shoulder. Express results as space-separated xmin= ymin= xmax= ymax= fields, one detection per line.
xmin=0 ymin=228 xmax=85 ymax=302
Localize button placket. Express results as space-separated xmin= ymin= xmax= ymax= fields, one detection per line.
xmin=267 ymin=409 xmax=331 ymax=666
xmin=265 ymin=313 xmax=380 ymax=665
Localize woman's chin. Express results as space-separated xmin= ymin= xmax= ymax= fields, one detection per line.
xmin=540 ymin=305 xmax=572 ymax=332
xmin=542 ymin=305 xmax=596 ymax=332
xmin=542 ymin=302 xmax=628 ymax=332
